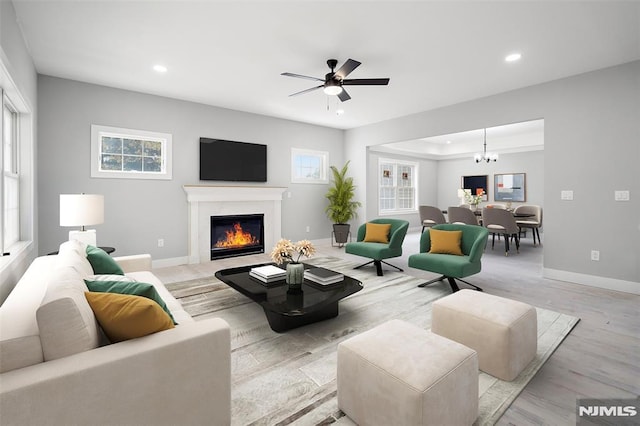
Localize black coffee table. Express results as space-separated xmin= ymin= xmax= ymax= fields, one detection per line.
xmin=215 ymin=263 xmax=363 ymax=332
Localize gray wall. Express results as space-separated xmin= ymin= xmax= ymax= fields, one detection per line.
xmin=366 ymin=150 xmax=438 ymax=228
xmin=0 ymin=0 xmax=38 ymax=303
xmin=37 ymin=76 xmax=344 ymax=260
xmin=437 ymin=150 xmax=544 ymax=210
xmin=346 ymin=61 xmax=640 ymax=288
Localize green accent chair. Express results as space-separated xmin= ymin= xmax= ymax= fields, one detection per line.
xmin=408 ymin=224 xmax=489 ymax=292
xmin=345 ymin=218 xmax=410 ymax=276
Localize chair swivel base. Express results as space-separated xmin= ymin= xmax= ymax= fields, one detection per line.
xmin=417 ymin=275 xmax=483 ymax=293
xmin=353 ymin=259 xmax=403 ymax=276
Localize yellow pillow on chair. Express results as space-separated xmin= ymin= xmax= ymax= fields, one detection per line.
xmin=363 ymin=223 xmax=392 ymax=243
xmin=428 ymin=229 xmax=463 ymax=255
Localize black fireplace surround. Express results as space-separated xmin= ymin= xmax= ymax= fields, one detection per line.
xmin=210 ymin=214 xmax=264 ymax=260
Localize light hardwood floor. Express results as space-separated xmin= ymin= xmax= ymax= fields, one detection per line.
xmin=154 ymin=229 xmax=639 ymax=425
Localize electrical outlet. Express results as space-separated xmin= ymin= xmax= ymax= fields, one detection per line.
xmin=561 ymin=190 xmax=574 ymax=201
xmin=615 ymin=190 xmax=630 ymax=201
xmin=158 ymin=238 xmax=164 ymax=248
xmin=591 ymin=250 xmax=599 ymax=261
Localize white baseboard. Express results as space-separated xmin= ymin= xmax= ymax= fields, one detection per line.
xmin=543 ymin=268 xmax=640 ymax=295
xmin=152 ymin=256 xmax=189 ymax=269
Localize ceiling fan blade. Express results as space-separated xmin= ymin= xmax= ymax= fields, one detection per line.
xmin=334 ymin=59 xmax=361 ymax=80
xmin=281 ymin=72 xmax=324 ymax=82
xmin=342 ymin=78 xmax=390 ymax=86
xmin=289 ymin=85 xmax=324 ymax=97
xmin=337 ymin=88 xmax=351 ymax=102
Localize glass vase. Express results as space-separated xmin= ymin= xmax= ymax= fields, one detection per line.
xmin=286 ymin=262 xmax=305 ymax=291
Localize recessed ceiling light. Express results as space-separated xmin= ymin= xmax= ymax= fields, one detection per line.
xmin=336 ymin=109 xmax=345 ymax=116
xmin=446 ymin=140 xmax=451 ymax=144
xmin=505 ymin=53 xmax=522 ymax=63
xmin=153 ymin=64 xmax=168 ymax=73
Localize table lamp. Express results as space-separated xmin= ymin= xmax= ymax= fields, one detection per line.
xmin=60 ymin=194 xmax=104 ymax=246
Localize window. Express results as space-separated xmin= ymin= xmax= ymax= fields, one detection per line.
xmin=378 ymin=158 xmax=418 ymax=214
xmin=91 ymin=125 xmax=172 ymax=180
xmin=2 ymin=95 xmax=19 ymax=250
xmin=290 ymin=148 xmax=328 ymax=184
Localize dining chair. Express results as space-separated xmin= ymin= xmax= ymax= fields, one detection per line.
xmin=514 ymin=205 xmax=543 ymax=245
xmin=481 ymin=208 xmax=520 ymax=256
xmin=459 ymin=203 xmax=471 ymax=209
xmin=418 ymin=205 xmax=446 ymax=233
xmin=447 ymin=206 xmax=479 ymax=225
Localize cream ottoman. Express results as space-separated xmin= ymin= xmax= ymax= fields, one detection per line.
xmin=431 ymin=289 xmax=537 ymax=381
xmin=337 ymin=319 xmax=478 ymax=426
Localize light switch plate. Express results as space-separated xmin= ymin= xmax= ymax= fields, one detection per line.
xmin=614 ymin=190 xmax=630 ymax=201
xmin=561 ymin=190 xmax=574 ymax=201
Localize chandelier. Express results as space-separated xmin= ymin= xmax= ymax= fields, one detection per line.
xmin=474 ymin=128 xmax=498 ymax=163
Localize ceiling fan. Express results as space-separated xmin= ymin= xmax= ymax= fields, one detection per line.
xmin=281 ymin=58 xmax=390 ymax=102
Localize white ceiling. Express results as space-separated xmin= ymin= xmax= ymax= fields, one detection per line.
xmin=373 ymin=119 xmax=545 ymax=160
xmin=11 ymin=1 xmax=640 ymax=130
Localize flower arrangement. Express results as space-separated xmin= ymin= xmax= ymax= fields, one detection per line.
xmin=270 ymin=239 xmax=316 ymax=264
xmin=463 ymin=189 xmax=485 ymax=206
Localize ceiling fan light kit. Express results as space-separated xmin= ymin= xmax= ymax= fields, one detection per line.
xmin=282 ymin=58 xmax=390 ymax=102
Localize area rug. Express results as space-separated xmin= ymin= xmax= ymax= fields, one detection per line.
xmin=166 ymin=256 xmax=579 ymax=426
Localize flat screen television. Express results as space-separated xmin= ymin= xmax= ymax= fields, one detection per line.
xmin=200 ymin=138 xmax=267 ymax=182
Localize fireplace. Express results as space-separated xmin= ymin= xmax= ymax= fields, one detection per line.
xmin=210 ymin=214 xmax=264 ymax=260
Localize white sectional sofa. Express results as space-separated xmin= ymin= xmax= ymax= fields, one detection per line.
xmin=0 ymin=241 xmax=231 ymax=425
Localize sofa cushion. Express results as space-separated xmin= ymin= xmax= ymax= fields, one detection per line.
xmin=363 ymin=222 xmax=391 ymax=243
xmin=126 ymin=271 xmax=194 ymax=325
xmin=429 ymin=229 xmax=463 ymax=256
xmin=84 ymin=279 xmax=177 ymax=325
xmin=86 ymin=245 xmax=124 ymax=275
xmin=87 ymin=274 xmax=137 ymax=282
xmin=0 ymin=335 xmax=43 ymax=373
xmin=36 ymin=266 xmax=102 ymax=361
xmin=57 ymin=240 xmax=94 ymax=277
xmin=0 ymin=256 xmax=55 ymax=373
xmin=85 ymin=292 xmax=175 ymax=343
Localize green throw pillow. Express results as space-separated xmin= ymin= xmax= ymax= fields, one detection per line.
xmin=84 ymin=279 xmax=177 ymax=325
xmin=86 ymin=245 xmax=124 ymax=275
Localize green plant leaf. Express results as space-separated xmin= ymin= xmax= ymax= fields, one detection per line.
xmin=325 ymin=161 xmax=362 ymax=224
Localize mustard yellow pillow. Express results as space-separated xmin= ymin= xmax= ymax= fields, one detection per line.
xmin=428 ymin=229 xmax=463 ymax=255
xmin=363 ymin=223 xmax=392 ymax=243
xmin=85 ymin=292 xmax=174 ymax=343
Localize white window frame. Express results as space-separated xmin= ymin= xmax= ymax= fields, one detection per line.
xmin=378 ymin=158 xmax=419 ymax=215
xmin=2 ymin=94 xmax=19 ymax=250
xmin=0 ymin=58 xmax=35 ymax=272
xmin=290 ymin=148 xmax=328 ymax=184
xmin=91 ymin=125 xmax=173 ymax=180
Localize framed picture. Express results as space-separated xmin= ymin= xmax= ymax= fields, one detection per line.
xmin=462 ymin=175 xmax=488 ymax=201
xmin=494 ymin=173 xmax=526 ymax=202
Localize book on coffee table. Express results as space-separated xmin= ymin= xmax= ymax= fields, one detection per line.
xmin=249 ymin=265 xmax=286 ymax=284
xmin=304 ymin=267 xmax=344 ymax=285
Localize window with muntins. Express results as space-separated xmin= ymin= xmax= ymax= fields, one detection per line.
xmin=2 ymin=94 xmax=19 ymax=250
xmin=91 ymin=125 xmax=172 ymax=180
xmin=379 ymin=159 xmax=418 ymax=214
xmin=290 ymin=148 xmax=328 ymax=184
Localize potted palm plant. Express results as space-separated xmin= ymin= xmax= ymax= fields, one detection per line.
xmin=325 ymin=161 xmax=361 ymax=246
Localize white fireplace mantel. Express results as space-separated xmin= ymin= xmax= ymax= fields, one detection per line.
xmin=183 ymin=185 xmax=287 ymax=264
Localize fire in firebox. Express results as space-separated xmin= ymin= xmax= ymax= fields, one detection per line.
xmin=214 ymin=223 xmax=259 ymax=248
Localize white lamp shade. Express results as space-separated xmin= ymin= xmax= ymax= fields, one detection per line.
xmin=60 ymin=194 xmax=104 ymax=227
